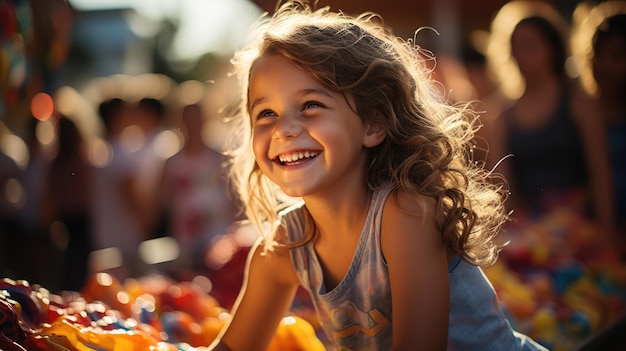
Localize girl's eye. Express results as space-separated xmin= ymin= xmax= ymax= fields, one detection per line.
xmin=256 ymin=109 xmax=276 ymax=119
xmin=302 ymin=101 xmax=324 ymax=110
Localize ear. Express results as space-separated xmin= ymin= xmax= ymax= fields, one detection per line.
xmin=363 ymin=121 xmax=386 ymax=148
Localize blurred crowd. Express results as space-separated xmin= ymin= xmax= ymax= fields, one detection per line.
xmin=435 ymin=1 xmax=626 ymax=254
xmin=1 ymin=91 xmax=243 ymax=293
xmin=0 ymin=0 xmax=625 ymax=300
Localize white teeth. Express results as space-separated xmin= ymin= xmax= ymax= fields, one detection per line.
xmin=278 ymin=151 xmax=318 ymax=163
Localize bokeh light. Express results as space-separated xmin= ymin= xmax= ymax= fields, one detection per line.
xmin=89 ymin=248 xmax=124 ymax=272
xmin=36 ymin=119 xmax=56 ymax=147
xmin=3 ymin=178 xmax=24 ymax=208
xmin=153 ymin=129 xmax=182 ymax=159
xmin=88 ymin=137 xmax=113 ymax=168
xmin=138 ymin=236 xmax=181 ymax=265
xmin=178 ymin=80 xmax=206 ymax=106
xmin=0 ymin=125 xmax=28 ymax=169
xmin=30 ymin=92 xmax=54 ymax=121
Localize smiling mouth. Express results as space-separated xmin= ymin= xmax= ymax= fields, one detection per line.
xmin=276 ymin=151 xmax=320 ymax=165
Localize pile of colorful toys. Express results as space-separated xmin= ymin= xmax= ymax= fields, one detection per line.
xmin=484 ymin=206 xmax=626 ymax=351
xmin=0 ymin=273 xmax=325 ymax=351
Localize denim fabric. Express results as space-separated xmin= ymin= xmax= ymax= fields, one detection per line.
xmin=448 ymin=256 xmax=548 ymax=350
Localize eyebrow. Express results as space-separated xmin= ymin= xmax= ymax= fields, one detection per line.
xmin=249 ymin=88 xmax=335 ymax=112
xmin=248 ymin=96 xmax=266 ymax=112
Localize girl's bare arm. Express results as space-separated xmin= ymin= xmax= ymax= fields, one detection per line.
xmin=382 ymin=191 xmax=450 ymax=351
xmin=209 ymin=234 xmax=300 ymax=351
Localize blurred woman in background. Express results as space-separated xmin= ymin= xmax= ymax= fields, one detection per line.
xmin=487 ymin=2 xmax=613 ymax=234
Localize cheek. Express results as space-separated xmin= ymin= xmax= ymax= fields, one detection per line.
xmin=252 ymin=130 xmax=269 ymax=162
xmin=251 ymin=137 xmax=263 ymax=160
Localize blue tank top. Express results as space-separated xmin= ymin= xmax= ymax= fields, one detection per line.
xmin=283 ymin=187 xmax=548 ymax=350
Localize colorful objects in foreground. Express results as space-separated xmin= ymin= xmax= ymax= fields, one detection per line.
xmin=0 ymin=275 xmax=324 ymax=350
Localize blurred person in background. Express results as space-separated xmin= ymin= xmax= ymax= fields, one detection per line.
xmin=90 ymin=98 xmax=146 ymax=281
xmin=590 ymin=11 xmax=626 ymax=247
xmin=132 ymin=97 xmax=169 ymax=229
xmin=41 ymin=115 xmax=93 ymax=292
xmin=0 ymin=138 xmax=20 ymax=280
xmin=14 ymin=117 xmax=56 ymax=290
xmin=487 ymin=7 xmax=614 ymax=234
xmin=460 ymin=36 xmax=511 ymax=166
xmin=155 ymin=103 xmax=238 ymax=277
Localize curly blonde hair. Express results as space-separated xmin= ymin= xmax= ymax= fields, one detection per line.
xmin=226 ymin=0 xmax=508 ymax=266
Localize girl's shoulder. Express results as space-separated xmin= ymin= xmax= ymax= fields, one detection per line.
xmin=382 ymin=188 xmax=436 ymax=219
xmin=380 ymin=188 xmax=440 ymax=252
xmin=250 ymin=231 xmax=300 ymax=287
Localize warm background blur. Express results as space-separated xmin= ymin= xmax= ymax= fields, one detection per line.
xmin=1 ymin=1 xmax=626 ymax=350
xmin=1 ymin=0 xmax=537 ymax=287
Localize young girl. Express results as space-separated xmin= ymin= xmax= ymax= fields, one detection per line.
xmin=209 ymin=1 xmax=547 ymax=350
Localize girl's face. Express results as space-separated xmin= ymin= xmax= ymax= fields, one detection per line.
xmin=248 ymin=54 xmax=377 ymax=198
xmin=593 ymin=33 xmax=626 ymax=95
xmin=511 ymin=23 xmax=554 ymax=78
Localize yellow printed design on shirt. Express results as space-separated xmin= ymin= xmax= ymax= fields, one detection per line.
xmin=329 ymin=300 xmax=390 ymax=339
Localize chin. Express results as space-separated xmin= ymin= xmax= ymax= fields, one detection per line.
xmin=281 ymin=189 xmax=308 ymax=198
xmin=278 ymin=185 xmax=313 ymax=198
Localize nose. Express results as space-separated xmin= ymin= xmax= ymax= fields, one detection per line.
xmin=272 ymin=113 xmax=302 ymax=139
